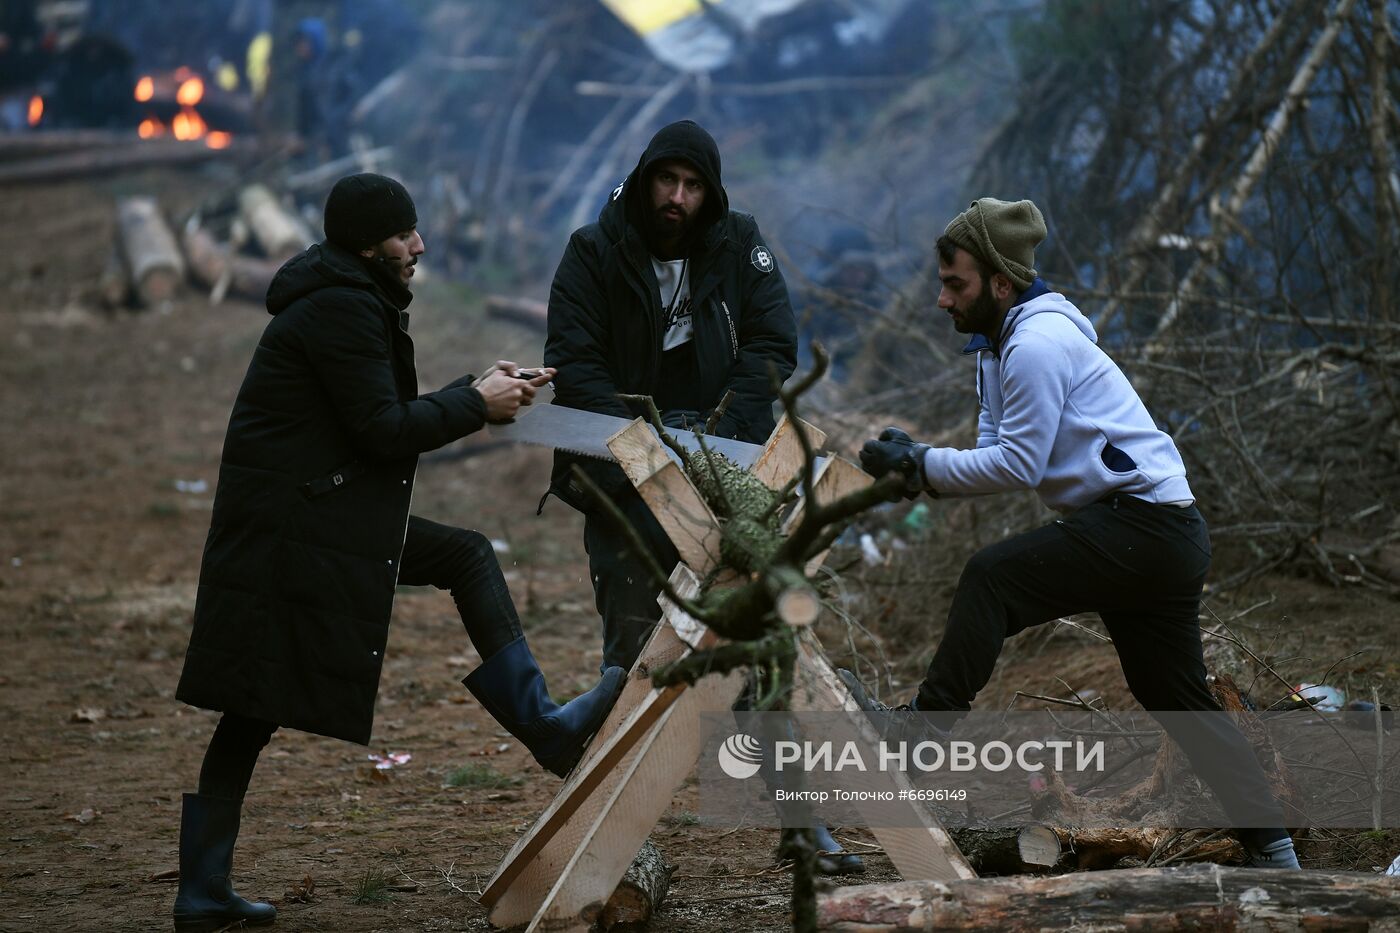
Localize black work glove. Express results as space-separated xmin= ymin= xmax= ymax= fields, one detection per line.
xmin=661 ymin=409 xmax=702 ymax=432
xmin=859 ymin=427 xmax=932 ymax=501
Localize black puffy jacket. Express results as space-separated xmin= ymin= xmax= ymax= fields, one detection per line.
xmin=177 ymin=242 xmax=485 ymax=744
xmin=543 ymin=120 xmax=797 ymax=510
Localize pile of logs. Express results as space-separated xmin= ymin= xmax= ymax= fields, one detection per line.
xmin=107 ymin=182 xmax=310 ymax=310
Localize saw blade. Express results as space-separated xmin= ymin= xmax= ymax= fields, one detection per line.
xmin=489 ymin=403 xmax=767 ymax=469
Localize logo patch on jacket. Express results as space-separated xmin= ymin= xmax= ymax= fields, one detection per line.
xmin=750 ymin=245 xmax=774 ymax=274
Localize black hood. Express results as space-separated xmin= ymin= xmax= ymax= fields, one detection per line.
xmin=601 ymin=119 xmax=729 ymax=246
xmin=266 ymin=241 xmax=413 ymax=315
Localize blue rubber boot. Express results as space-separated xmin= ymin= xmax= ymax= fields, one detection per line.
xmin=812 ymin=821 xmax=866 ymax=876
xmin=172 ymin=793 xmax=276 ymax=932
xmin=464 ymin=636 xmax=626 ymax=777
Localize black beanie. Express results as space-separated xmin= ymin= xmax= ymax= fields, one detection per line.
xmin=323 ymin=173 xmax=418 ymax=251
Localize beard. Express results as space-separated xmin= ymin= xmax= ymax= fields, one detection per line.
xmin=951 ymin=276 xmax=1001 ymax=335
xmin=650 ymin=203 xmax=696 ymax=243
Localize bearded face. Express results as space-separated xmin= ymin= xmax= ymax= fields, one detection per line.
xmin=647 ymin=159 xmax=706 ymax=250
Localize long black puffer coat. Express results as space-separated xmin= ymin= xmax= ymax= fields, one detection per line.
xmin=176 ymin=241 xmax=485 ymax=744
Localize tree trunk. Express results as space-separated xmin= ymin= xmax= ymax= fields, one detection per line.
xmin=182 ymin=223 xmax=280 ymax=304
xmin=817 ymin=865 xmax=1400 ymax=932
xmin=116 ymin=197 xmax=184 ymax=308
xmin=0 ymin=140 xmax=238 ymax=186
xmin=949 ymin=826 xmax=1061 ymax=875
xmin=238 ymin=184 xmax=313 ymax=261
xmin=597 ymin=838 xmax=675 ymax=929
xmin=484 ymin=294 xmax=548 ymax=330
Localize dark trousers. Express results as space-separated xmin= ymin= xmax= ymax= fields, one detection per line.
xmin=196 ymin=514 xmax=523 ymax=798
xmin=920 ymin=493 xmax=1286 ymax=835
xmin=583 ymin=489 xmax=679 ymax=671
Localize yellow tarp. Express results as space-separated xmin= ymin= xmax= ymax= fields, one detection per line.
xmin=599 ymin=0 xmax=702 ymax=36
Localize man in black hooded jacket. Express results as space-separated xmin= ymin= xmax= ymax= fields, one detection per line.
xmin=544 ymin=122 xmax=865 ymax=875
xmin=171 ymin=174 xmax=625 ymax=932
xmin=544 ymin=119 xmax=798 ymax=672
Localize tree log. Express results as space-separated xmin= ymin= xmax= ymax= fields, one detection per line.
xmin=181 ymin=223 xmax=279 ymax=304
xmin=596 ymin=839 xmax=674 ymax=929
xmin=116 ymin=197 xmax=183 ymax=308
xmin=0 ymin=139 xmax=243 ymax=185
xmin=485 ymin=294 xmax=548 ymax=330
xmin=237 ymin=183 xmax=312 ymax=260
xmin=817 ymin=865 xmax=1400 ymax=932
xmin=949 ymin=826 xmax=1061 ymax=875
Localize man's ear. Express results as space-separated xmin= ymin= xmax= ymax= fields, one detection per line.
xmin=358 ymin=247 xmax=375 ymax=259
xmin=991 ymin=273 xmax=1015 ymax=301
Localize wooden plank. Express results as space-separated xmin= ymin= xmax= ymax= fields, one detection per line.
xmin=751 ymin=413 xmax=828 ymax=491
xmin=482 ymin=569 xmax=716 ymax=925
xmin=528 ymin=668 xmax=750 ymax=932
xmin=607 ymin=418 xmax=723 ymax=575
xmin=584 ymin=566 xmax=704 ymax=762
xmin=777 ymin=455 xmax=873 ymax=575
xmin=791 ymin=636 xmax=976 ymax=882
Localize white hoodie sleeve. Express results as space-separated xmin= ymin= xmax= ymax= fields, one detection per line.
xmin=922 ymin=332 xmax=1072 ymax=495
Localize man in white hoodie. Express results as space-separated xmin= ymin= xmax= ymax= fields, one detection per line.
xmin=844 ymin=198 xmax=1301 ymax=869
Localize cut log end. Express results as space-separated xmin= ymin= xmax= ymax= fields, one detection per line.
xmin=596 ymin=839 xmax=674 ymax=929
xmin=776 ymin=586 xmax=822 ymax=627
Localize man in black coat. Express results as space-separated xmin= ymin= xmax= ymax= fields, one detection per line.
xmin=172 ymin=174 xmax=625 ymax=932
xmin=544 ymin=119 xmax=798 ymax=670
xmin=544 ymin=122 xmax=863 ymax=875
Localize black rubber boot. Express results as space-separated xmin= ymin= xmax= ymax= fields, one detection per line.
xmin=172 ymin=793 xmax=276 ymax=932
xmin=463 ymin=636 xmax=626 ymax=777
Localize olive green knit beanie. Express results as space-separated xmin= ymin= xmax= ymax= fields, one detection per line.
xmin=942 ymin=198 xmax=1046 ymax=292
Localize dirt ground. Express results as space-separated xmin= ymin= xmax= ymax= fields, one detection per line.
xmin=2 ymin=169 xmax=1397 ymax=932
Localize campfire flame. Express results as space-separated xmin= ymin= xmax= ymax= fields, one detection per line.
xmin=175 ymin=76 xmax=204 ymax=108
xmin=27 ymin=95 xmax=43 ymax=127
xmin=132 ymin=70 xmax=229 ymax=146
xmin=171 ymin=108 xmax=208 ymax=141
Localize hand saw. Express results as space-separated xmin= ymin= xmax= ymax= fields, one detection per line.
xmin=489 ymin=402 xmax=768 ymax=469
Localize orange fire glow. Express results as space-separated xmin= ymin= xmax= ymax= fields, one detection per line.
xmin=134 ymin=75 xmax=154 ymax=102
xmin=205 ymin=131 xmax=233 ymax=150
xmin=138 ymin=117 xmax=166 ymax=139
xmin=27 ymin=95 xmax=43 ymax=126
xmin=171 ymin=107 xmax=208 ymax=141
xmin=176 ymin=76 xmax=205 ymax=107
